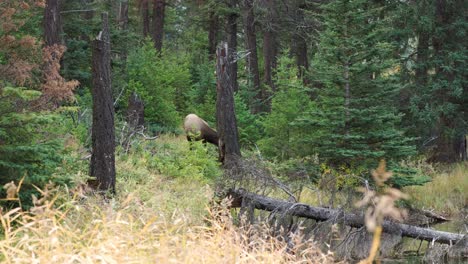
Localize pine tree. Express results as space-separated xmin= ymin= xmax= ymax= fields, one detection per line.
xmin=406 ymin=0 xmax=468 ymax=162
xmin=304 ymin=0 xmax=415 ymax=167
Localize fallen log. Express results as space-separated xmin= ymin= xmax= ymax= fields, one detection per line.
xmin=226 ymin=188 xmax=466 ymax=246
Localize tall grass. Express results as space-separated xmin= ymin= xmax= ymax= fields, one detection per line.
xmin=0 ymin=135 xmax=336 ymax=263
xmin=404 ymin=163 xmax=468 ymax=216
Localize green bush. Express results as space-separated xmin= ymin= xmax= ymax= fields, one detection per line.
xmin=127 ymin=39 xmax=191 ymax=131
xmin=145 ymin=137 xmax=221 ymax=182
xmin=0 ymin=87 xmax=72 ymax=209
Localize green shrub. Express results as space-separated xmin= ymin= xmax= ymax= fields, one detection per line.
xmin=0 ymin=87 xmax=72 ymax=209
xmin=127 ymin=39 xmax=191 ymax=131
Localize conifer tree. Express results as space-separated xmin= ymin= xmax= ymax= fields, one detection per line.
xmin=305 ymin=0 xmax=415 ymax=167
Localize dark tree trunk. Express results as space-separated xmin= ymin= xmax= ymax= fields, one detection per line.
xmin=216 ymin=42 xmax=241 ymax=166
xmin=44 ymin=0 xmax=62 ymax=46
xmin=208 ymin=11 xmax=219 ymax=60
xmin=242 ymin=0 xmax=263 ymax=113
xmin=226 ymin=0 xmax=239 ymax=92
xmin=118 ymin=0 xmax=129 ymax=71
xmin=294 ymin=34 xmax=309 ymax=83
xmin=263 ymin=30 xmax=276 ymax=89
xmin=90 ymin=13 xmax=116 ymax=194
xmin=227 ymin=189 xmax=466 ymax=245
xmin=152 ymin=0 xmax=165 ymax=53
xmin=290 ymin=2 xmax=309 ymax=85
xmin=127 ymin=92 xmax=145 ymax=129
xmin=118 ymin=0 xmax=129 ymax=31
xmin=142 ymin=0 xmax=150 ymax=37
xmin=261 ymin=0 xmax=277 ymax=105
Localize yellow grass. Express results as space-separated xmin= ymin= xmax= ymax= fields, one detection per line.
xmin=404 ymin=163 xmax=468 ymax=216
xmin=0 ymin=135 xmax=336 ymax=264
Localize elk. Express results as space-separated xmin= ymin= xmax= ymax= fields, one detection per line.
xmin=183 ymin=114 xmax=224 ymax=162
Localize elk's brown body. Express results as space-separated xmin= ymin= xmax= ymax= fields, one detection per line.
xmin=183 ymin=114 xmax=225 ymax=162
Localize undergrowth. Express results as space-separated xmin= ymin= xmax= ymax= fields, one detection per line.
xmin=403 ymin=163 xmax=468 ymax=216
xmin=0 ymin=134 xmax=336 ymax=263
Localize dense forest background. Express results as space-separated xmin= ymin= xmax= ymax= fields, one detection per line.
xmin=0 ymin=0 xmax=467 ymax=262
xmin=0 ymin=0 xmax=467 ymax=202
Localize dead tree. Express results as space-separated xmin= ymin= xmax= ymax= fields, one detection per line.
xmin=216 ymin=42 xmax=241 ymax=166
xmin=89 ymin=13 xmax=116 ymax=194
xmin=127 ymin=92 xmax=145 ymax=129
xmin=227 ymin=189 xmax=466 ymax=245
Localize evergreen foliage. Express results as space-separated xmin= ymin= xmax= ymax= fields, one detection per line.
xmin=259 ymin=54 xmax=312 ymax=159
xmin=0 ymin=87 xmax=69 ymax=208
xmin=127 ymin=40 xmax=190 ymax=131
xmin=302 ymin=0 xmax=416 ymax=168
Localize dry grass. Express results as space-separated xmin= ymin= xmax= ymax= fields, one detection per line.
xmin=0 ymin=191 xmax=335 ymax=263
xmin=404 ymin=163 xmax=468 ymax=216
xmin=0 ymin=135 xmax=336 ymax=264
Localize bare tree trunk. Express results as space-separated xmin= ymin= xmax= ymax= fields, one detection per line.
xmin=90 ymin=13 xmax=116 ymax=194
xmin=242 ymin=0 xmax=263 ymax=113
xmin=142 ymin=0 xmax=150 ymax=37
xmin=152 ymin=0 xmax=165 ymax=53
xmin=226 ymin=0 xmax=239 ymax=92
xmin=208 ymin=11 xmax=219 ymax=60
xmin=127 ymin=92 xmax=145 ymax=129
xmin=216 ymin=42 xmax=241 ymax=166
xmin=44 ymin=0 xmax=62 ymax=46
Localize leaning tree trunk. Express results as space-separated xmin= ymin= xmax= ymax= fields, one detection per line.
xmin=216 ymin=42 xmax=241 ymax=167
xmin=242 ymin=0 xmax=263 ymax=114
xmin=152 ymin=0 xmax=165 ymax=53
xmin=90 ymin=13 xmax=116 ymax=194
xmin=44 ymin=0 xmax=62 ymax=46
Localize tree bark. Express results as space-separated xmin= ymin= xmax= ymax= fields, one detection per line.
xmin=261 ymin=0 xmax=278 ymax=106
xmin=142 ymin=0 xmax=150 ymax=37
xmin=152 ymin=0 xmax=165 ymax=53
xmin=44 ymin=0 xmax=62 ymax=46
xmin=90 ymin=13 xmax=116 ymax=194
xmin=226 ymin=0 xmax=239 ymax=92
xmin=208 ymin=10 xmax=219 ymax=60
xmin=118 ymin=0 xmax=129 ymax=31
xmin=242 ymin=0 xmax=262 ymax=113
xmin=227 ymin=189 xmax=466 ymax=245
xmin=216 ymin=42 xmax=241 ymax=166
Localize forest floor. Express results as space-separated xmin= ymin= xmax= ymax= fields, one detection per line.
xmin=0 ymin=135 xmax=466 ymax=263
